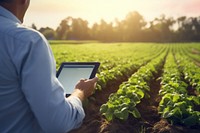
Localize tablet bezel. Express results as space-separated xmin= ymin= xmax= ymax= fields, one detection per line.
xmin=56 ymin=62 xmax=100 ymax=78
xmin=56 ymin=62 xmax=100 ymax=96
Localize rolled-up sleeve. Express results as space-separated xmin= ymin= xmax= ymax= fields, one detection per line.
xmin=10 ymin=30 xmax=85 ymax=133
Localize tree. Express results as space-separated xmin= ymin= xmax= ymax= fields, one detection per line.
xmin=39 ymin=27 xmax=56 ymax=40
xmin=31 ymin=23 xmax=37 ymax=30
xmin=90 ymin=19 xmax=115 ymax=42
xmin=176 ymin=16 xmax=199 ymax=42
xmin=56 ymin=19 xmax=70 ymax=40
xmin=68 ymin=18 xmax=90 ymax=40
xmin=53 ymin=11 xmax=200 ymax=42
xmin=149 ymin=15 xmax=175 ymax=42
xmin=123 ymin=11 xmax=146 ymax=41
xmin=56 ymin=17 xmax=90 ymax=40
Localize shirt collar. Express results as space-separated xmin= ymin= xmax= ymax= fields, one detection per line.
xmin=0 ymin=5 xmax=21 ymax=24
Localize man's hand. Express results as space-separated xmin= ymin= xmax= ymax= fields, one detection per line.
xmin=70 ymin=77 xmax=98 ymax=102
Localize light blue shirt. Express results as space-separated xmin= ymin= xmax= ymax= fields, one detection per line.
xmin=0 ymin=6 xmax=85 ymax=133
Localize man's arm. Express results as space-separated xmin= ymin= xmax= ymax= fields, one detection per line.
xmin=11 ymin=30 xmax=92 ymax=132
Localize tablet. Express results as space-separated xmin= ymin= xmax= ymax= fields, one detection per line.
xmin=56 ymin=62 xmax=100 ymax=96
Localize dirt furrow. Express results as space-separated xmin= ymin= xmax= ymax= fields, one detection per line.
xmin=69 ymin=66 xmax=140 ymax=133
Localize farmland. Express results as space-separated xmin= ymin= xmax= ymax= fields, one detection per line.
xmin=51 ymin=42 xmax=200 ymax=133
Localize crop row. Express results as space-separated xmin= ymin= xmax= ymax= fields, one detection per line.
xmin=96 ymin=47 xmax=166 ymax=91
xmin=158 ymin=51 xmax=200 ymax=126
xmin=51 ymin=43 xmax=167 ymax=92
xmin=100 ymin=50 xmax=167 ymax=121
xmin=176 ymin=49 xmax=200 ymax=94
xmin=51 ymin=43 xmax=166 ymax=71
xmin=182 ymin=46 xmax=200 ymax=65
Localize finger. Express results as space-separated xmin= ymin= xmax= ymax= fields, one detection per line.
xmin=80 ymin=78 xmax=87 ymax=82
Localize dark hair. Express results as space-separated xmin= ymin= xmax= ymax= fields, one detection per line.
xmin=0 ymin=0 xmax=13 ymax=3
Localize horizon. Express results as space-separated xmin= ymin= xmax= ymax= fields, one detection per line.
xmin=24 ymin=0 xmax=200 ymax=30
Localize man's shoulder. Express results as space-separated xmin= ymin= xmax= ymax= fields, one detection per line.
xmin=14 ymin=24 xmax=45 ymax=43
xmin=0 ymin=19 xmax=44 ymax=44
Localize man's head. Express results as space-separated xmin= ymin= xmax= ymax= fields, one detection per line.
xmin=0 ymin=0 xmax=14 ymax=3
xmin=0 ymin=0 xmax=30 ymax=23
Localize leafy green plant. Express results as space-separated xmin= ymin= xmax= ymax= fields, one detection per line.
xmin=100 ymin=52 xmax=166 ymax=121
xmin=159 ymin=93 xmax=200 ymax=126
xmin=159 ymin=52 xmax=200 ymax=126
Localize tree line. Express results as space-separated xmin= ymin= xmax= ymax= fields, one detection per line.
xmin=33 ymin=11 xmax=200 ymax=42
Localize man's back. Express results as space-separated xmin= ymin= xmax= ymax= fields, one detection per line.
xmin=0 ymin=4 xmax=88 ymax=132
xmin=0 ymin=6 xmax=43 ymax=132
xmin=0 ymin=1 xmax=98 ymax=132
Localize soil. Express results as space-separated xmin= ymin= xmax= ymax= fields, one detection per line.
xmin=69 ymin=76 xmax=129 ymax=133
xmin=191 ymin=48 xmax=200 ymax=55
xmin=195 ymin=61 xmax=200 ymax=67
xmin=187 ymin=84 xmax=199 ymax=96
xmin=69 ymin=61 xmax=200 ymax=133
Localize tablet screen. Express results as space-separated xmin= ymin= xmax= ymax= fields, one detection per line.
xmin=56 ymin=62 xmax=100 ymax=95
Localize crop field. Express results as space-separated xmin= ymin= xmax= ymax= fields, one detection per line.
xmin=51 ymin=42 xmax=200 ymax=133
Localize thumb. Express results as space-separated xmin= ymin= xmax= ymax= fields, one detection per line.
xmin=89 ymin=77 xmax=98 ymax=83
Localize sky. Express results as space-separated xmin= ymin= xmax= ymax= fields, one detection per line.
xmin=24 ymin=0 xmax=200 ymax=30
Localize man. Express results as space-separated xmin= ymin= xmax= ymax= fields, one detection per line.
xmin=0 ymin=0 xmax=98 ymax=132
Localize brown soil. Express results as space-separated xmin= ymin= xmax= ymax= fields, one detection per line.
xmin=191 ymin=48 xmax=200 ymax=55
xmin=69 ymin=75 xmax=132 ymax=133
xmin=195 ymin=61 xmax=200 ymax=67
xmin=187 ymin=84 xmax=199 ymax=96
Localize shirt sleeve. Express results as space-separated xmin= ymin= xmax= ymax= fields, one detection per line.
xmin=10 ymin=31 xmax=85 ymax=133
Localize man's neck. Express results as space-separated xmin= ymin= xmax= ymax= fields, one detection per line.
xmin=0 ymin=3 xmax=23 ymax=22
